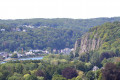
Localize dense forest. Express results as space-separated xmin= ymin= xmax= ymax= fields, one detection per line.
xmin=1 ymin=17 xmax=120 ymax=52
xmin=0 ymin=25 xmax=82 ymax=52
xmin=0 ymin=54 xmax=120 ymax=80
xmin=89 ymin=21 xmax=120 ymax=52
xmin=1 ymin=17 xmax=120 ymax=31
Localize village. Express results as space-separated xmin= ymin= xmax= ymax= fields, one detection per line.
xmin=0 ymin=25 xmax=49 ymax=33
xmin=0 ymin=48 xmax=74 ymax=61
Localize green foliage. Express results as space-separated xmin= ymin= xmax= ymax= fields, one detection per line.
xmin=15 ymin=64 xmax=23 ymax=74
xmin=98 ymin=73 xmax=102 ymax=80
xmin=0 ymin=53 xmax=94 ymax=80
xmin=86 ymin=71 xmax=95 ymax=80
xmin=75 ymin=76 xmax=82 ymax=80
xmin=89 ymin=22 xmax=120 ymax=52
xmin=24 ymin=74 xmax=30 ymax=79
xmin=62 ymin=67 xmax=78 ymax=79
xmin=0 ymin=72 xmax=3 ymax=80
xmin=37 ymin=76 xmax=44 ymax=80
xmin=79 ymin=53 xmax=89 ymax=62
xmin=8 ymin=73 xmax=23 ymax=80
xmin=74 ymin=47 xmax=80 ymax=57
xmin=1 ymin=17 xmax=120 ymax=52
xmin=0 ymin=27 xmax=82 ymax=52
xmin=1 ymin=53 xmax=120 ymax=80
xmin=102 ymin=63 xmax=120 ymax=80
xmin=1 ymin=17 xmax=120 ymax=31
xmin=25 ymin=75 xmax=38 ymax=80
xmin=52 ymin=74 xmax=67 ymax=80
xmin=90 ymin=51 xmax=100 ymax=66
xmin=78 ymin=22 xmax=120 ymax=67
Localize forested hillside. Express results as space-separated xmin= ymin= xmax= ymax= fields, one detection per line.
xmin=1 ymin=17 xmax=120 ymax=31
xmin=1 ymin=17 xmax=120 ymax=52
xmin=89 ymin=21 xmax=120 ymax=52
xmin=74 ymin=21 xmax=120 ymax=67
xmin=0 ymin=26 xmax=82 ymax=52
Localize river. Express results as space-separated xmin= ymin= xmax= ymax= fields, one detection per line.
xmin=18 ymin=56 xmax=43 ymax=60
xmin=0 ymin=56 xmax=43 ymax=64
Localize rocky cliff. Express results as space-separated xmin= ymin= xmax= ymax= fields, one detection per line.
xmin=74 ymin=22 xmax=120 ymax=55
xmin=74 ymin=32 xmax=103 ymax=55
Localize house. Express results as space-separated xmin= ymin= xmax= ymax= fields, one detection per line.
xmin=16 ymin=28 xmax=21 ymax=31
xmin=44 ymin=50 xmax=49 ymax=54
xmin=3 ymin=54 xmax=9 ymax=58
xmin=92 ymin=66 xmax=99 ymax=71
xmin=40 ymin=50 xmax=49 ymax=54
xmin=17 ymin=53 xmax=25 ymax=58
xmin=0 ymin=52 xmax=9 ymax=59
xmin=60 ymin=48 xmax=73 ymax=54
xmin=71 ymin=48 xmax=74 ymax=51
xmin=25 ymin=52 xmax=35 ymax=56
xmin=29 ymin=49 xmax=42 ymax=53
xmin=23 ymin=29 xmax=26 ymax=32
xmin=24 ymin=25 xmax=34 ymax=28
xmin=53 ymin=49 xmax=57 ymax=53
xmin=1 ymin=29 xmax=5 ymax=31
xmin=13 ymin=51 xmax=19 ymax=54
xmin=32 ymin=50 xmax=40 ymax=53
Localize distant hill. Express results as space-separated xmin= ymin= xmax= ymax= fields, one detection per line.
xmin=0 ymin=27 xmax=82 ymax=52
xmin=1 ymin=17 xmax=120 ymax=52
xmin=1 ymin=17 xmax=120 ymax=32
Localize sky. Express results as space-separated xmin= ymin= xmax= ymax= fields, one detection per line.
xmin=0 ymin=0 xmax=120 ymax=19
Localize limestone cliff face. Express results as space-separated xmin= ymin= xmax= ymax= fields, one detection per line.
xmin=74 ymin=39 xmax=81 ymax=52
xmin=74 ymin=32 xmax=103 ymax=54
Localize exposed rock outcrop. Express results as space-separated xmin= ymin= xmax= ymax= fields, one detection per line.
xmin=74 ymin=22 xmax=120 ymax=56
xmin=74 ymin=32 xmax=103 ymax=55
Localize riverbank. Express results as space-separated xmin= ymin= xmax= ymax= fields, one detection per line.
xmin=0 ymin=56 xmax=43 ymax=64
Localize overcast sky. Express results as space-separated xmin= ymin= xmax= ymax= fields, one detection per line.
xmin=0 ymin=0 xmax=120 ymax=19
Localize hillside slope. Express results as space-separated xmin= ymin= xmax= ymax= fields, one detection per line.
xmin=74 ymin=22 xmax=120 ymax=55
xmin=1 ymin=17 xmax=120 ymax=52
xmin=0 ymin=27 xmax=82 ymax=52
xmin=1 ymin=17 xmax=120 ymax=32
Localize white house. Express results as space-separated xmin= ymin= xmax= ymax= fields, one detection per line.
xmin=25 ymin=52 xmax=35 ymax=56
xmin=60 ymin=48 xmax=73 ymax=54
xmin=92 ymin=66 xmax=99 ymax=71
xmin=1 ymin=29 xmax=5 ymax=31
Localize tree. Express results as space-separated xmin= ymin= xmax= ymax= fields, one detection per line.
xmin=62 ymin=67 xmax=78 ymax=79
xmin=100 ymin=52 xmax=116 ymax=61
xmin=90 ymin=52 xmax=101 ymax=67
xmin=74 ymin=48 xmax=79 ymax=57
xmin=8 ymin=73 xmax=23 ymax=80
xmin=37 ymin=76 xmax=44 ymax=80
xmin=86 ymin=71 xmax=95 ymax=80
xmin=75 ymin=76 xmax=82 ymax=80
xmin=35 ymin=70 xmax=46 ymax=78
xmin=24 ymin=74 xmax=30 ymax=79
xmin=115 ymin=49 xmax=120 ymax=56
xmin=15 ymin=64 xmax=23 ymax=74
xmin=25 ymin=75 xmax=38 ymax=80
xmin=69 ymin=51 xmax=74 ymax=59
xmin=52 ymin=74 xmax=67 ymax=80
xmin=0 ymin=72 xmax=3 ymax=80
xmin=102 ymin=63 xmax=120 ymax=80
